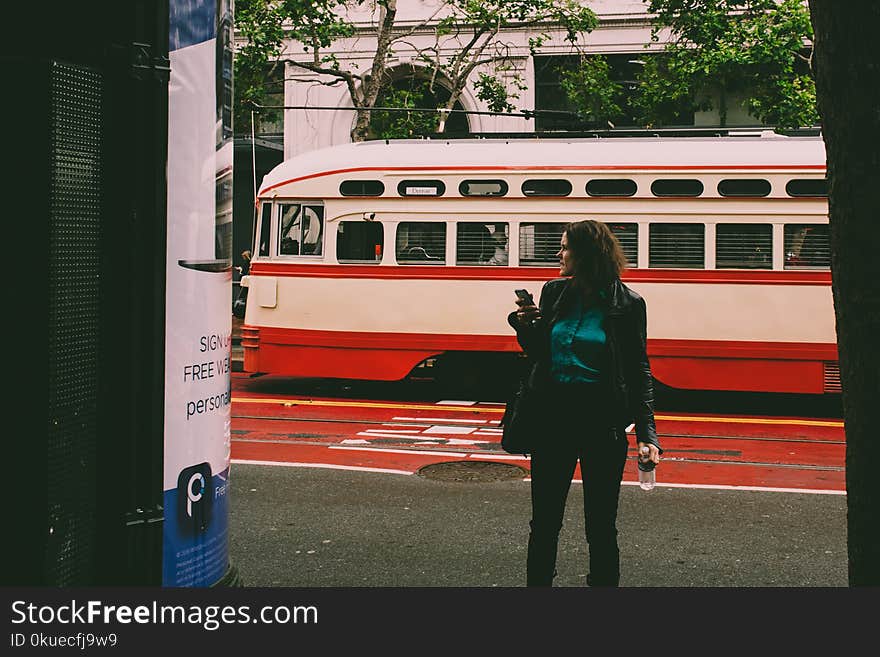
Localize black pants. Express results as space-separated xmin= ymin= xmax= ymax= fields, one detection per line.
xmin=526 ymin=388 xmax=629 ymax=587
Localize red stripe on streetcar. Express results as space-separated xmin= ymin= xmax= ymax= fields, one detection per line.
xmin=259 ymin=163 xmax=826 ymax=195
xmin=245 ymin=326 xmax=835 ymax=360
xmin=649 ymin=339 xmax=837 ymax=360
xmin=247 ymin=263 xmax=832 ymax=285
xmin=241 ymin=324 xmax=837 ymax=392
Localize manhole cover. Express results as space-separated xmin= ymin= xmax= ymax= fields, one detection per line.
xmin=416 ymin=461 xmax=528 ymax=482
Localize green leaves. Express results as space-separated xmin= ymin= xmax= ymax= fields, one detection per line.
xmin=638 ymin=0 xmax=818 ymax=128
xmin=474 ymin=73 xmax=519 ymax=114
xmin=233 ymin=0 xmax=288 ymax=133
xmin=370 ymin=84 xmax=439 ymax=139
xmin=558 ymin=56 xmax=622 ymax=127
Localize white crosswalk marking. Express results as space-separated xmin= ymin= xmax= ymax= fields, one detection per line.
xmin=356 ymin=431 xmax=440 ymax=440
xmin=360 ymin=428 xmax=423 ymax=434
xmin=422 ymin=425 xmax=476 ymax=435
xmin=393 ymin=416 xmax=486 ymax=424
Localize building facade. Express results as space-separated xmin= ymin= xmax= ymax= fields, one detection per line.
xmin=251 ymin=0 xmax=762 ymax=159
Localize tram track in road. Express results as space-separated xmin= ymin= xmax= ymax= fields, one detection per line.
xmin=230 ymin=412 xmax=845 ymax=446
xmin=230 ymin=416 xmax=845 ymax=472
xmin=230 ymin=436 xmax=844 ymax=473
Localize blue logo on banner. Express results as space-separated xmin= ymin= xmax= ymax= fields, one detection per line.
xmin=177 ymin=462 xmax=214 ymax=534
xmin=163 ymin=466 xmax=229 ymax=586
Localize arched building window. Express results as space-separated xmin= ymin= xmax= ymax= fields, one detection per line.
xmin=367 ymin=69 xmax=470 ymax=139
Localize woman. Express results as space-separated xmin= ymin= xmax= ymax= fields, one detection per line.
xmin=509 ymin=220 xmax=661 ymax=586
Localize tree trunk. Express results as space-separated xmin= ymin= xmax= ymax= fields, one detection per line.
xmin=351 ymin=108 xmax=372 ymax=142
xmin=349 ymin=0 xmax=398 ymax=142
xmin=435 ymin=99 xmax=457 ymax=134
xmin=808 ymin=0 xmax=880 ymax=586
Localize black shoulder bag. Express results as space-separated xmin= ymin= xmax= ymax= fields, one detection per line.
xmin=500 ymin=366 xmax=541 ymax=455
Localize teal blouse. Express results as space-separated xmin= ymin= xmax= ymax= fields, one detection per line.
xmin=550 ymin=296 xmax=606 ymax=384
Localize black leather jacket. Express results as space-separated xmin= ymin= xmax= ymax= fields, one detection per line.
xmin=507 ymin=277 xmax=661 ymax=451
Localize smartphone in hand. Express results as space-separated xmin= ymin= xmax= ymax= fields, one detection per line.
xmin=514 ymin=289 xmax=535 ymax=306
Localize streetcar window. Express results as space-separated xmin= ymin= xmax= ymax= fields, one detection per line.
xmin=784 ymin=224 xmax=830 ymax=269
xmin=396 ymin=222 xmax=446 ymax=263
xmin=522 ymin=179 xmax=572 ymax=197
xmin=459 ymin=179 xmax=508 ymax=197
xmin=278 ymin=203 xmax=324 ymax=256
xmin=786 ymin=178 xmax=828 ymax=197
xmin=340 ymin=180 xmax=385 ymax=196
xmin=257 ymin=201 xmax=272 ymax=257
xmin=397 ymin=180 xmax=446 ymax=196
xmin=608 ymin=223 xmax=638 ymax=266
xmin=519 ymin=222 xmax=566 ymax=266
xmin=649 ymin=223 xmax=705 ymax=268
xmin=718 ymin=179 xmax=771 ymax=197
xmin=337 ymin=221 xmax=384 ymax=263
xmin=651 ymin=179 xmax=704 ymax=197
xmin=716 ymin=224 xmax=772 ymax=269
xmin=586 ymin=179 xmax=637 ymax=197
xmin=457 ymin=222 xmax=509 ymax=265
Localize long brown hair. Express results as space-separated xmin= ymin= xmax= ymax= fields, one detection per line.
xmin=564 ymin=220 xmax=627 ymax=288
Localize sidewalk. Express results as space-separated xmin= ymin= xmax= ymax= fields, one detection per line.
xmin=228 ymin=461 xmax=849 ymax=587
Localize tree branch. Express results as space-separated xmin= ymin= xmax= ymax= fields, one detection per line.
xmin=288 ymin=60 xmax=361 ymax=106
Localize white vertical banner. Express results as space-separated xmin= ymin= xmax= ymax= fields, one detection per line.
xmin=163 ymin=0 xmax=233 ymax=587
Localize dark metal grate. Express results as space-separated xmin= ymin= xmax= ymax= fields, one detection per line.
xmin=46 ymin=61 xmax=103 ymax=585
xmin=823 ymin=362 xmax=841 ymax=394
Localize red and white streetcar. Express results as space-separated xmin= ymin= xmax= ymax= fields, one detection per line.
xmin=240 ymin=133 xmax=833 ymax=394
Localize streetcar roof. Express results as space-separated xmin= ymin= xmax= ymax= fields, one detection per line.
xmin=259 ymin=136 xmax=826 ymax=196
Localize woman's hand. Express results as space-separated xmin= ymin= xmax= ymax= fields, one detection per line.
xmin=637 ymin=442 xmax=660 ymax=466
xmin=514 ymin=296 xmax=542 ymax=327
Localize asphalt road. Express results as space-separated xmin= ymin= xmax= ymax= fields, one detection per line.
xmin=228 ymin=462 xmax=847 ymax=587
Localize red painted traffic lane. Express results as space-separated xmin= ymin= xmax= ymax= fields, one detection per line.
xmin=232 ymin=416 xmax=504 ymax=451
xmin=232 ymin=376 xmax=844 ymax=442
xmin=232 ymin=394 xmax=843 ymax=443
xmin=231 ymin=440 xmax=844 ymax=492
xmin=656 ymin=415 xmax=843 ymax=442
xmin=233 ymin=416 xmax=382 ymax=444
xmin=233 ymin=441 xmax=517 ymax=475
xmin=656 ymin=434 xmax=843 ymax=468
xmin=233 ymin=422 xmax=845 ymax=471
xmin=635 ymin=458 xmax=844 ymax=491
xmin=231 ymin=424 xmax=845 ymax=492
xmin=231 ymin=374 xmax=845 ymax=492
xmin=232 ymin=395 xmax=504 ymax=424
xmin=232 ymin=416 xmax=843 ymax=470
